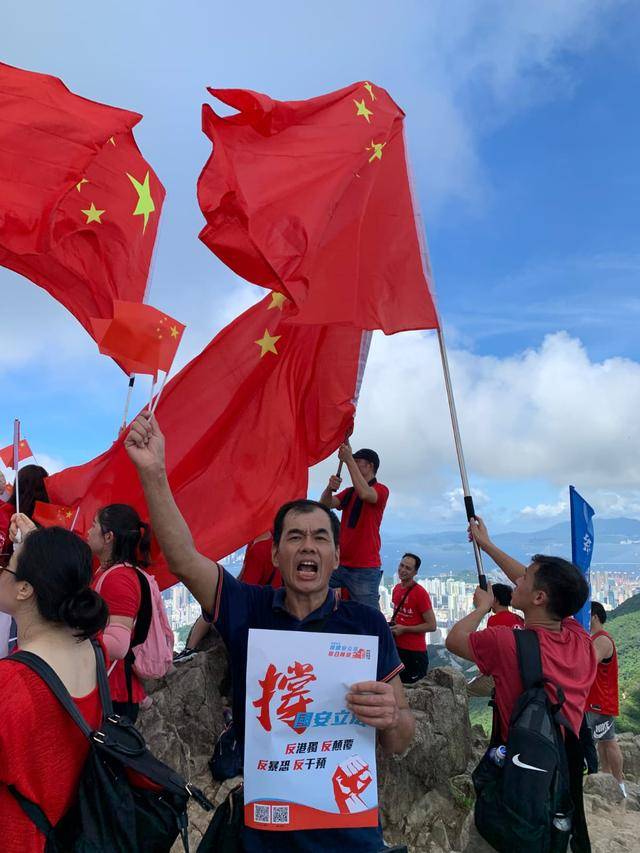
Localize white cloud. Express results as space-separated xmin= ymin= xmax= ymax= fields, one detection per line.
xmin=521 ymin=500 xmax=567 ymax=519
xmin=331 ymin=330 xmax=640 ymax=515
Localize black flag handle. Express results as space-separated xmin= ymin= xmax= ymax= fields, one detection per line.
xmin=464 ymin=494 xmax=487 ymax=591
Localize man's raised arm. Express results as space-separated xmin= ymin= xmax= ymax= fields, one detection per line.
xmin=468 ymin=515 xmax=527 ymax=583
xmin=125 ymin=411 xmax=219 ymax=614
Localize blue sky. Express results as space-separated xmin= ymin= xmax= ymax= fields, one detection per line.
xmin=2 ymin=1 xmax=640 ymax=537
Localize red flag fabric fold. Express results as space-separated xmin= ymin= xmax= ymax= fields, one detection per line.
xmin=0 ymin=62 xmax=165 ymax=339
xmin=47 ymin=294 xmax=364 ymax=589
xmin=198 ymin=81 xmax=439 ymax=335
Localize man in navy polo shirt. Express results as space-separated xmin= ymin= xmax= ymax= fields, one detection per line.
xmin=125 ymin=412 xmax=414 ymax=853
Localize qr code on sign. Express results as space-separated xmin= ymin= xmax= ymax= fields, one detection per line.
xmin=253 ymin=804 xmax=271 ymax=824
xmin=272 ymin=805 xmax=290 ymax=825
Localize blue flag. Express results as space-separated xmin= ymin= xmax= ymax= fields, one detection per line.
xmin=570 ymin=485 xmax=595 ymax=631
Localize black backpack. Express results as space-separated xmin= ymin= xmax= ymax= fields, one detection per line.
xmin=209 ymin=721 xmax=243 ymax=782
xmin=472 ymin=629 xmax=590 ymax=853
xmin=8 ymin=640 xmax=212 ymax=852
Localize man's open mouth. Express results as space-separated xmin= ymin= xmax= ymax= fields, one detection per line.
xmin=296 ymin=560 xmax=319 ymax=575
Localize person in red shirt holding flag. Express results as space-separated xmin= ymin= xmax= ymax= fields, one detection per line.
xmin=446 ymin=516 xmax=596 ymax=744
xmin=321 ymin=445 xmax=389 ymax=609
xmin=487 ymin=583 xmax=525 ymax=629
xmin=585 ymin=601 xmax=626 ymax=796
xmin=389 ymin=553 xmax=436 ymax=684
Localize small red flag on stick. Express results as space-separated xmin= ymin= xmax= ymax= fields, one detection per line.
xmin=0 ymin=438 xmax=33 ymax=469
xmin=32 ymin=501 xmax=77 ymax=530
xmin=90 ymin=301 xmax=185 ymax=378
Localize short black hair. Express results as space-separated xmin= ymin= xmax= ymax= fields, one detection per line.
xmin=591 ymin=601 xmax=607 ymax=624
xmin=492 ymin=583 xmax=513 ymax=607
xmin=273 ymin=499 xmax=340 ymax=547
xmin=531 ymin=554 xmax=589 ymax=620
xmin=353 ymin=448 xmax=380 ymax=474
xmin=15 ymin=527 xmax=108 ymax=640
xmin=402 ymin=552 xmax=421 ymax=572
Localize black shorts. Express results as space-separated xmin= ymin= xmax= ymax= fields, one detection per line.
xmin=397 ymin=648 xmax=429 ymax=684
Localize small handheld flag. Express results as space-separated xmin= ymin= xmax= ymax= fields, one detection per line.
xmin=0 ymin=437 xmax=33 ymax=469
xmin=570 ymin=485 xmax=595 ymax=631
xmin=32 ymin=501 xmax=78 ymax=530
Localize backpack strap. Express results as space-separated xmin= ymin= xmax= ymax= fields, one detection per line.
xmin=7 ymin=785 xmax=53 ymax=838
xmin=390 ymin=583 xmax=415 ymax=626
xmin=514 ymin=629 xmax=544 ymax=690
xmin=124 ymin=567 xmax=153 ymax=705
xmin=9 ymin=639 xmax=114 ymax=733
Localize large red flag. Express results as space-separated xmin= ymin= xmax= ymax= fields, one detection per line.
xmin=0 ymin=62 xmax=165 ymax=338
xmin=198 ymin=81 xmax=439 ymax=335
xmin=47 ymin=293 xmax=366 ymax=589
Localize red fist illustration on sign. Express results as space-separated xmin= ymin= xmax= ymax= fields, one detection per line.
xmin=332 ymin=755 xmax=372 ymax=813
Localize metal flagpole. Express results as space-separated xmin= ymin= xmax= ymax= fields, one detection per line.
xmin=404 ymin=138 xmax=487 ymax=589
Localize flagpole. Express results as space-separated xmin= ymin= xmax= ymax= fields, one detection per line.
xmin=150 ymin=371 xmax=168 ymax=415
xmin=332 ymin=330 xmax=372 ymax=484
xmin=119 ymin=374 xmax=136 ymax=434
xmin=404 ymin=138 xmax=486 ymax=589
xmin=12 ymin=420 xmax=20 ymax=517
xmin=70 ymin=506 xmax=81 ymax=532
xmin=12 ymin=419 xmax=22 ymax=544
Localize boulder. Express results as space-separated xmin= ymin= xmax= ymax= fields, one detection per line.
xmin=618 ymin=731 xmax=640 ymax=782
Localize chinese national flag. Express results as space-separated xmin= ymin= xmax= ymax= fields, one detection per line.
xmin=0 ymin=439 xmax=33 ymax=469
xmin=198 ymin=82 xmax=439 ymax=335
xmin=90 ymin=301 xmax=185 ymax=377
xmin=32 ymin=501 xmax=76 ymax=530
xmin=46 ymin=293 xmax=365 ymax=589
xmin=0 ymin=62 xmax=165 ymax=340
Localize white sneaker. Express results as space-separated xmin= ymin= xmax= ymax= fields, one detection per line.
xmin=619 ymin=782 xmax=627 ymax=798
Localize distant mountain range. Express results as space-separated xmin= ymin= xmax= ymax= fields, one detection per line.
xmin=381 ymin=517 xmax=640 ymax=577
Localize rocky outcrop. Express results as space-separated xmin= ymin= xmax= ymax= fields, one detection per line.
xmin=139 ymin=641 xmax=640 ymax=852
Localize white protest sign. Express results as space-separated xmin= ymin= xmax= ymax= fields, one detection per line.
xmin=244 ymin=628 xmax=378 ymax=832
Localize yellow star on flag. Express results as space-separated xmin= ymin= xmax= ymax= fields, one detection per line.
xmin=268 ymin=292 xmax=287 ymax=311
xmin=255 ymin=329 xmax=281 ymax=358
xmin=76 ymin=178 xmax=88 ymax=192
xmin=81 ymin=202 xmax=105 ymax=224
xmin=170 ymin=325 xmax=180 ymax=339
xmin=65 ymin=510 xmax=73 ymax=519
xmin=127 ymin=171 xmax=156 ymax=233
xmin=109 ymin=136 xmax=116 ymax=146
xmin=364 ymin=82 xmax=376 ymax=101
xmin=353 ymin=99 xmax=373 ymax=123
xmin=366 ymin=140 xmax=386 ymax=163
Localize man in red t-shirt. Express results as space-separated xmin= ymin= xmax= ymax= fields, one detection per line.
xmin=390 ymin=553 xmax=436 ymax=683
xmin=320 ymin=445 xmax=389 ymax=608
xmin=585 ymin=601 xmax=626 ymax=795
xmin=487 ymin=583 xmax=524 ymax=629
xmin=446 ymin=516 xmax=596 ymax=744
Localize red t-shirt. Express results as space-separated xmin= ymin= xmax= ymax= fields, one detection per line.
xmin=586 ymin=630 xmax=619 ymax=716
xmin=239 ymin=537 xmax=282 ymax=588
xmin=336 ymin=482 xmax=389 ymax=568
xmin=487 ymin=610 xmax=525 ymax=629
xmin=92 ymin=564 xmax=145 ymax=704
xmin=0 ymin=659 xmax=102 ymax=853
xmin=469 ymin=618 xmax=597 ymax=740
xmin=391 ymin=583 xmax=433 ymax=651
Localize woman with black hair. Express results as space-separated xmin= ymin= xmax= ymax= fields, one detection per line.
xmin=0 ymin=464 xmax=49 ymax=564
xmin=0 ymin=514 xmax=108 ymax=853
xmin=87 ymin=503 xmax=151 ymax=723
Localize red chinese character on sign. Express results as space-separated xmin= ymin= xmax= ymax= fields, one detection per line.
xmin=253 ymin=661 xmax=316 ymax=733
